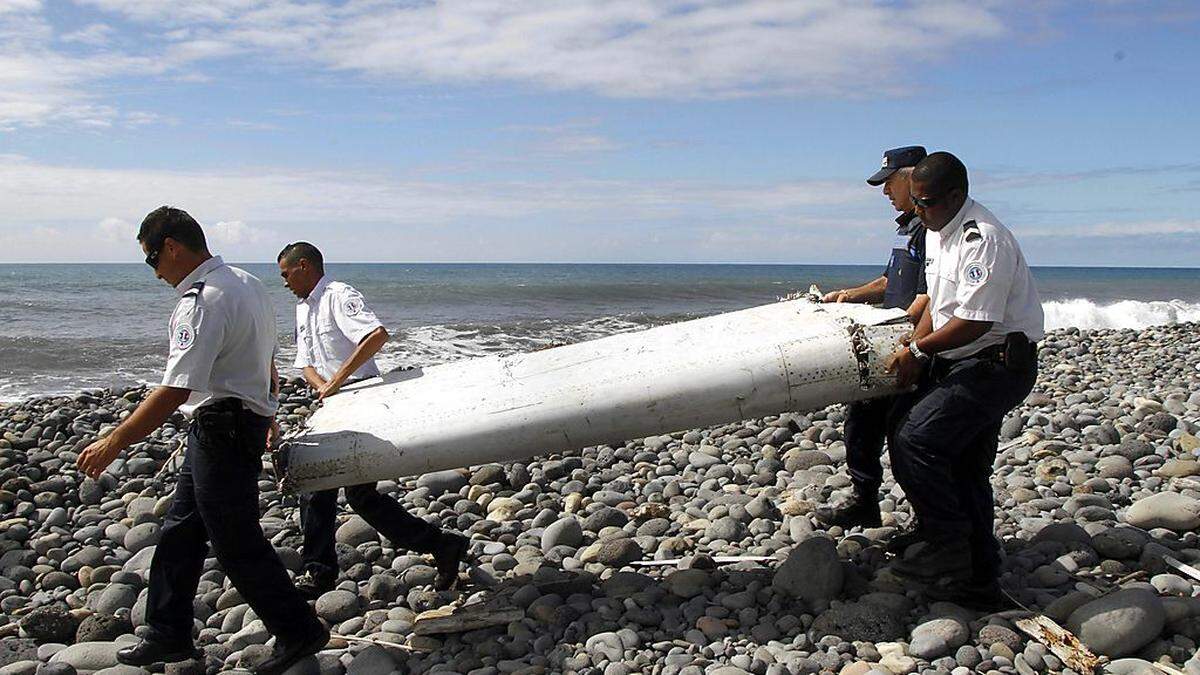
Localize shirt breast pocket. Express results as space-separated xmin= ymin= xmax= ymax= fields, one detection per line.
xmin=935 ymin=263 xmax=958 ymax=291
xmin=316 ymin=318 xmax=341 ymax=338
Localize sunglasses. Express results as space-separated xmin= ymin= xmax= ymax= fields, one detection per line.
xmin=145 ymin=242 xmax=162 ymax=269
xmin=910 ymin=192 xmax=944 ymax=209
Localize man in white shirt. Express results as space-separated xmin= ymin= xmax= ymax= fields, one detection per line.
xmin=884 ymin=152 xmax=1043 ymax=608
xmin=78 ymin=207 xmax=326 ymax=675
xmin=278 ymin=242 xmax=469 ymax=598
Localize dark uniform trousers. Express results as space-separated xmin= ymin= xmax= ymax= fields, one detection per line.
xmin=888 ymin=351 xmax=1037 ymax=581
xmin=843 ymin=397 xmax=893 ymax=497
xmin=146 ymin=400 xmax=322 ymax=647
xmin=300 ymin=484 xmax=441 ymax=578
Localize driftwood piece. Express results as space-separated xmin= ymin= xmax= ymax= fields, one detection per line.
xmin=1014 ymin=614 xmax=1101 ymax=674
xmin=629 ymin=556 xmax=775 ymax=568
xmin=1164 ymin=556 xmax=1200 ymax=583
xmin=412 ymin=603 xmax=524 ymax=636
xmin=338 ymin=635 xmax=418 ymax=652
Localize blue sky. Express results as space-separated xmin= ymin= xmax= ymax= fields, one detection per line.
xmin=1 ymin=0 xmax=1198 ymax=265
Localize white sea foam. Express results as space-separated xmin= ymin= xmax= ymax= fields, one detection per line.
xmin=1042 ymin=299 xmax=1200 ymax=331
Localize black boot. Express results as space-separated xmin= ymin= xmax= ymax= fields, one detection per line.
xmin=294 ymin=568 xmax=337 ymax=601
xmin=890 ymin=539 xmax=973 ymax=581
xmin=884 ymin=522 xmax=925 ymax=555
xmin=253 ymin=626 xmax=329 ymax=675
xmin=924 ymin=576 xmax=1007 ymax=611
xmin=433 ymin=532 xmax=470 ymax=591
xmin=815 ymin=490 xmax=882 ymax=529
xmin=116 ymin=639 xmax=199 ymax=666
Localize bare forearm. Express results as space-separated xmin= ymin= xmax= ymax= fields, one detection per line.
xmin=108 ymin=386 xmax=191 ymax=450
xmin=914 ymin=316 xmax=991 ymax=355
xmin=302 ymin=366 xmax=327 ymax=391
xmin=906 ymin=294 xmax=929 ymax=325
xmin=330 ymin=327 xmax=388 ymax=386
xmin=847 ymin=277 xmax=887 ymax=304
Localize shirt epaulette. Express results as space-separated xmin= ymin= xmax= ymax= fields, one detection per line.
xmin=181 ymin=280 xmax=205 ymax=299
xmin=963 ymin=220 xmax=982 ymax=242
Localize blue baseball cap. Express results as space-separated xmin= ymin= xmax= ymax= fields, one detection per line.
xmin=867 ymin=146 xmax=927 ymax=186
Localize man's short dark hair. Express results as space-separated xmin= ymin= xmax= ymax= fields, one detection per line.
xmin=912 ymin=151 xmax=969 ymax=196
xmin=278 ymin=241 xmax=324 ymax=273
xmin=138 ymin=206 xmax=208 ymax=253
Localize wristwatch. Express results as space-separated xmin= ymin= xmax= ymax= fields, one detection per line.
xmin=908 ymin=339 xmax=930 ymax=362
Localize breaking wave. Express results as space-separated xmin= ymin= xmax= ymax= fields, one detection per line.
xmin=1042 ymin=298 xmax=1200 ymax=331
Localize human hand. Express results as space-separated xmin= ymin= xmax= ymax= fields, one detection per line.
xmin=77 ymin=437 xmax=122 ymax=480
xmin=885 ymin=347 xmax=924 ymax=388
xmin=317 ymin=380 xmax=342 ymax=400
xmin=267 ymin=418 xmax=282 ymax=449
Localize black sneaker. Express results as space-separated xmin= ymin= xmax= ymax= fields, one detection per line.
xmin=252 ymin=626 xmax=329 ymax=675
xmin=295 ymin=570 xmax=336 ymax=600
xmin=116 ymin=639 xmax=199 ymax=666
xmin=815 ymin=492 xmax=882 ymax=529
xmin=924 ymin=577 xmax=1007 ymax=611
xmin=890 ymin=539 xmax=973 ymax=582
xmin=884 ymin=525 xmax=925 ymax=555
xmin=433 ymin=532 xmax=470 ymax=591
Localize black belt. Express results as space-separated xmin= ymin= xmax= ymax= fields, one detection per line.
xmin=932 ymin=333 xmax=1037 ymax=378
xmin=198 ymin=398 xmax=270 ymax=421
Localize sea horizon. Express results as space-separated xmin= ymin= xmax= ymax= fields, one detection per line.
xmin=3 ymin=262 xmax=1199 ymax=402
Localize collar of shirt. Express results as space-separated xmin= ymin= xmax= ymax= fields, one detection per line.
xmin=302 ymin=275 xmax=332 ymax=306
xmin=895 ymin=211 xmax=920 ymax=234
xmin=174 ymin=256 xmax=225 ymax=297
xmin=937 ymin=198 xmax=976 ymax=239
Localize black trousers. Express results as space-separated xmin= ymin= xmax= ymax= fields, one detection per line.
xmin=300 ymin=483 xmax=442 ymax=578
xmin=146 ymin=400 xmax=322 ymax=647
xmin=888 ymin=353 xmax=1037 ymax=582
xmin=843 ymin=396 xmax=894 ymax=497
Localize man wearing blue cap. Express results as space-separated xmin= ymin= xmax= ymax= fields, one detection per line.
xmin=816 ymin=145 xmax=928 ymax=534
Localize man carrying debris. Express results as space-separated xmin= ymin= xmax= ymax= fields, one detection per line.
xmin=277 ymin=241 xmax=470 ymax=598
xmin=817 ymin=145 xmax=929 ymax=534
xmin=77 ymin=207 xmax=327 ymax=675
xmin=885 ymin=152 xmax=1043 ymax=608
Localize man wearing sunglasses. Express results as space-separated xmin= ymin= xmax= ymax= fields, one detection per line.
xmin=817 ymin=145 xmax=930 ymax=534
xmin=276 ymin=241 xmax=470 ymax=598
xmin=883 ymin=152 xmax=1043 ymax=608
xmin=77 ymin=207 xmax=327 ymax=675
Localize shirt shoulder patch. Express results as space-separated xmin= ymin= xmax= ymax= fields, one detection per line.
xmin=343 ymin=295 xmax=364 ymax=317
xmin=964 ymin=261 xmax=988 ymax=285
xmin=173 ymin=322 xmax=196 ymax=350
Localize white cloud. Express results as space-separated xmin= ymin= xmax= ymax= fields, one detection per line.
xmin=65 ymin=0 xmax=1007 ymax=100
xmin=0 ymin=155 xmax=884 ymax=261
xmin=96 ymin=216 xmax=132 ymax=241
xmin=0 ymin=5 xmax=161 ymax=129
xmin=60 ymin=22 xmax=113 ymax=45
xmin=1022 ymin=220 xmax=1200 ymax=238
xmin=208 ymin=219 xmax=278 ymax=246
xmin=226 ymin=118 xmax=280 ymax=131
xmin=0 ymin=0 xmax=41 ymax=14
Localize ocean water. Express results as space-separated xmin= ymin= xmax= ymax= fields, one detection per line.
xmin=2 ymin=263 xmax=1198 ymax=401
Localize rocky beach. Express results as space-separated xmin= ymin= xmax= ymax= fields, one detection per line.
xmin=2 ymin=322 xmax=1199 ymax=675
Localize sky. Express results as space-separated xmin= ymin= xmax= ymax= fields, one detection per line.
xmin=1 ymin=0 xmax=1198 ymax=266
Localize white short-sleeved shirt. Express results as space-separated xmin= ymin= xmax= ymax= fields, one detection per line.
xmin=924 ymin=198 xmax=1045 ymax=360
xmin=293 ymin=276 xmax=384 ymax=381
xmin=162 ymin=256 xmax=279 ymax=417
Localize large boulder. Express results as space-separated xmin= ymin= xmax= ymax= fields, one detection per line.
xmin=335 ymin=517 xmax=378 ymax=547
xmin=809 ymin=602 xmax=905 ymax=642
xmin=1066 ymin=588 xmax=1165 ymax=657
xmin=1123 ymin=493 xmax=1200 ymax=531
xmin=17 ymin=606 xmax=78 ymax=644
xmin=773 ymin=536 xmax=844 ymax=604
